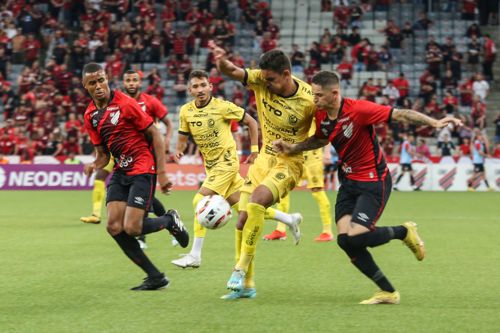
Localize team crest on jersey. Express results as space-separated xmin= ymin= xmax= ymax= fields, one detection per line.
xmin=138 ymin=102 xmax=147 ymax=112
xmin=342 ymin=122 xmax=353 ymax=138
xmin=275 ymin=172 xmax=286 ymax=180
xmin=288 ymin=115 xmax=298 ymax=124
xmin=110 ymin=111 xmax=121 ymax=125
xmin=208 ymin=119 xmax=215 ymax=128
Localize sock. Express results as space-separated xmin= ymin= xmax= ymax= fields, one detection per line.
xmin=192 ymin=193 xmax=207 ymax=238
xmin=277 ymin=194 xmax=290 ymax=213
xmin=265 ymin=207 xmax=288 ymax=232
xmin=395 ymin=174 xmax=403 ymax=185
xmin=141 ymin=214 xmax=172 ymax=234
xmin=410 ymin=174 xmax=415 ymax=186
xmin=311 ymin=190 xmax=332 ymax=235
xmin=237 ymin=203 xmax=266 ymax=272
xmin=190 ymin=237 xmax=204 ymax=258
xmin=112 ymin=231 xmax=161 ymax=277
xmin=152 ymin=197 xmax=166 ymax=216
xmin=484 ymin=179 xmax=490 ymax=188
xmin=235 ymin=229 xmax=242 ymax=263
xmin=347 ymin=226 xmax=407 ymax=248
xmin=92 ymin=179 xmax=105 ymax=217
xmin=337 ymin=234 xmax=395 ymax=292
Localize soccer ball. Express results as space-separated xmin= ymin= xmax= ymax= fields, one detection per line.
xmin=195 ymin=195 xmax=232 ymax=229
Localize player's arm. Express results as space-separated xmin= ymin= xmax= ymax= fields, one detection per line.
xmin=159 ymin=116 xmax=173 ymax=153
xmin=241 ymin=113 xmax=259 ymax=164
xmin=323 ymin=143 xmax=332 ymax=165
xmin=84 ymin=146 xmax=110 ymax=176
xmin=273 ymin=136 xmax=329 ymax=155
xmin=145 ymin=124 xmax=172 ymax=194
xmin=175 ymin=132 xmax=189 ymax=163
xmin=208 ymin=40 xmax=245 ymax=82
xmin=392 ymin=108 xmax=463 ymax=128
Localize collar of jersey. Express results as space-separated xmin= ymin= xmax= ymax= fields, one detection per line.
xmin=194 ymin=96 xmax=212 ymax=109
xmin=92 ymin=90 xmax=115 ymax=111
xmin=277 ymin=79 xmax=299 ymax=98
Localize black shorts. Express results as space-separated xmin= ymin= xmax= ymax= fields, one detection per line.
xmin=400 ymin=163 xmax=412 ymax=172
xmin=473 ymin=163 xmax=485 ymax=173
xmin=335 ymin=175 xmax=392 ymax=229
xmin=107 ymin=172 xmax=156 ymax=210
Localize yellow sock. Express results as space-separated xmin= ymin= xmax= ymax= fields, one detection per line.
xmin=312 ymin=190 xmax=332 ymax=235
xmin=277 ymin=194 xmax=290 ymax=213
xmin=193 ymin=193 xmax=206 ymax=238
xmin=237 ymin=202 xmax=266 ymax=272
xmin=92 ymin=180 xmax=105 ymax=218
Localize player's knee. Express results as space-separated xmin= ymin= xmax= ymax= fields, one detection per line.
xmin=123 ymin=223 xmax=141 ymax=236
xmin=106 ymin=221 xmax=122 ymax=236
xmin=236 ymin=211 xmax=247 ymax=230
xmin=346 ymin=233 xmax=368 ymax=248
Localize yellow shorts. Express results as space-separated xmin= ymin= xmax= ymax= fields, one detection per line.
xmin=241 ymin=154 xmax=303 ymax=201
xmin=201 ymin=165 xmax=244 ymax=198
xmin=103 ymin=157 xmax=115 ymax=173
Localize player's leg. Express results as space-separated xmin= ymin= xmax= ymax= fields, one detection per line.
xmin=171 ymin=187 xmax=216 ymax=268
xmin=263 ymin=194 xmax=289 ymax=240
xmin=80 ymin=168 xmax=110 ymax=224
xmin=137 ymin=197 xmax=166 ymax=250
xmin=311 ymin=187 xmax=334 ymax=241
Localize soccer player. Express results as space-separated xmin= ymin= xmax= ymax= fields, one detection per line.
xmin=209 ymin=41 xmax=317 ymax=299
xmin=80 ymin=70 xmax=173 ymax=234
xmin=273 ymin=70 xmax=462 ymax=304
xmin=171 ymin=70 xmax=302 ymax=271
xmin=393 ymin=134 xmax=420 ymax=191
xmin=468 ymin=130 xmax=492 ymax=191
xmin=263 ymin=125 xmax=334 ymax=242
xmin=81 ymin=63 xmax=189 ymax=290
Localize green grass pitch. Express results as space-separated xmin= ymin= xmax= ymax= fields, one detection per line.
xmin=1 ymin=190 xmax=499 ymax=333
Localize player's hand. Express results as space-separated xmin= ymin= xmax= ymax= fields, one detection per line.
xmin=272 ymin=139 xmax=294 ymax=155
xmin=244 ymin=152 xmax=258 ymax=164
xmin=434 ymin=116 xmax=463 ymax=129
xmin=173 ymin=151 xmax=183 ymax=164
xmin=208 ymin=40 xmax=226 ymax=59
xmin=158 ymin=172 xmax=172 ymax=194
xmin=83 ymin=163 xmax=95 ymax=176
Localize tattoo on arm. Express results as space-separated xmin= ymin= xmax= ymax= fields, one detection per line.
xmin=392 ymin=108 xmax=438 ymax=127
xmin=292 ymin=136 xmax=329 ymax=154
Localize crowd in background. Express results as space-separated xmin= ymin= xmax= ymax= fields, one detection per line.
xmin=0 ymin=0 xmax=499 ymax=165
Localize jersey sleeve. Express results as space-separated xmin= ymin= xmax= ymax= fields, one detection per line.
xmin=126 ymin=99 xmax=154 ymax=131
xmin=222 ymin=101 xmax=245 ymax=122
xmin=150 ymin=96 xmax=168 ymax=119
xmin=178 ymin=106 xmax=189 ymax=135
xmin=243 ymin=69 xmax=264 ymax=90
xmin=84 ymin=111 xmax=102 ymax=146
xmin=352 ymin=99 xmax=393 ymax=125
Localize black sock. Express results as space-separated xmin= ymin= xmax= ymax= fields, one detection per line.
xmin=112 ymin=232 xmax=161 ymax=277
xmin=348 ymin=226 xmax=406 ymax=248
xmin=395 ymin=174 xmax=403 ymax=184
xmin=142 ymin=214 xmax=172 ymax=235
xmin=152 ymin=197 xmax=166 ymax=216
xmin=337 ymin=234 xmax=395 ymax=292
xmin=484 ymin=179 xmax=490 ymax=187
xmin=410 ymin=175 xmax=415 ymax=186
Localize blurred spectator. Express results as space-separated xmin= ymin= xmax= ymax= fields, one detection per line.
xmin=173 ymin=73 xmax=188 ymax=106
xmin=146 ymin=79 xmax=165 ymax=102
xmin=495 ymin=112 xmax=500 ymax=144
xmin=482 ymin=34 xmax=496 ymax=82
xmin=459 ymin=76 xmax=474 ymax=106
xmin=208 ymin=68 xmax=225 ymax=98
xmin=290 ymin=44 xmax=305 ymax=73
xmin=415 ymin=138 xmax=431 ymax=161
xmin=438 ymin=133 xmax=456 ymax=157
xmin=413 ymin=12 xmax=433 ymax=30
xmin=382 ymin=81 xmax=400 ymax=105
xmin=459 ymin=137 xmax=472 ymax=157
xmin=472 ymin=73 xmax=489 ymax=101
xmin=442 ymin=90 xmax=458 ymax=114
xmin=471 ymin=96 xmax=487 ymax=130
xmin=336 ymin=57 xmax=353 ymax=87
xmin=462 ymin=0 xmax=477 ymax=20
xmin=393 ymin=73 xmax=409 ymax=103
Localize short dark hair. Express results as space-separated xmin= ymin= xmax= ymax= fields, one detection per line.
xmin=124 ymin=70 xmax=138 ymax=76
xmin=311 ymin=71 xmax=340 ymax=87
xmin=82 ymin=63 xmax=103 ymax=78
xmin=258 ymin=49 xmax=291 ymax=73
xmin=189 ymin=70 xmax=209 ymax=81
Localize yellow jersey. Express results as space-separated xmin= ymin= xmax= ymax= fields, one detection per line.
xmin=244 ymin=69 xmax=316 ymax=162
xmin=178 ymin=97 xmax=244 ymax=170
